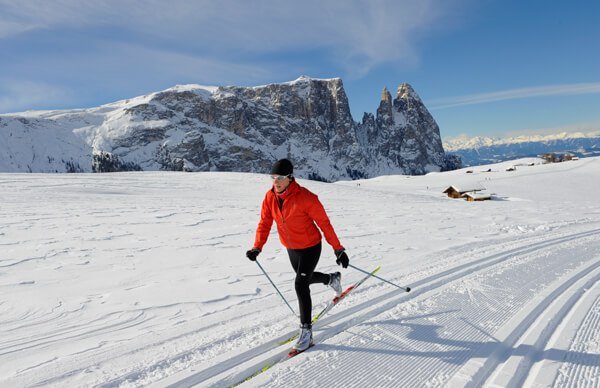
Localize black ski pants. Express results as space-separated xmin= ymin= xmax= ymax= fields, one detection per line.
xmin=287 ymin=242 xmax=330 ymax=325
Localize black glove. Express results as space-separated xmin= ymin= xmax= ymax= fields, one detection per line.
xmin=335 ymin=249 xmax=349 ymax=268
xmin=246 ymin=248 xmax=261 ymax=261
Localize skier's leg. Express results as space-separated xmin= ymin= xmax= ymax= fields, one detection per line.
xmin=302 ymin=244 xmax=340 ymax=296
xmin=288 ymin=242 xmax=323 ymax=324
xmin=304 ymin=242 xmax=329 ymax=285
xmin=287 ymin=248 xmax=309 ymax=324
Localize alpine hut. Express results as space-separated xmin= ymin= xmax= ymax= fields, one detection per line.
xmin=443 ymin=186 xmax=486 ymax=199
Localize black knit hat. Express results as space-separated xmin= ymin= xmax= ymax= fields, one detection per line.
xmin=270 ymin=158 xmax=293 ymax=176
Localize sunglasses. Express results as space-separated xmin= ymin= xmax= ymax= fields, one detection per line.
xmin=270 ymin=174 xmax=291 ymax=181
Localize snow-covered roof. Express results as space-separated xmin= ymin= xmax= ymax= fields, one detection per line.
xmin=462 ymin=192 xmax=492 ymax=200
xmin=443 ymin=185 xmax=485 ymax=194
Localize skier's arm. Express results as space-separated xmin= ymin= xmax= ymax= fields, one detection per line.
xmin=253 ymin=194 xmax=274 ymax=250
xmin=307 ymin=195 xmax=344 ymax=251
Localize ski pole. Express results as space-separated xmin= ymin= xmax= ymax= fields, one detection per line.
xmin=255 ymin=260 xmax=297 ymax=316
xmin=348 ymin=263 xmax=411 ymax=292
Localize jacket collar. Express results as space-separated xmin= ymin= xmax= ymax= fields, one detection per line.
xmin=273 ymin=179 xmax=299 ymax=201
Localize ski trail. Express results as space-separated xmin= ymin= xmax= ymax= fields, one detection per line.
xmin=161 ymin=227 xmax=600 ymax=387
xmin=245 ymin=228 xmax=600 ymax=387
xmin=3 ymin=162 xmax=600 ymax=387
xmin=552 ymin=291 xmax=600 ymax=388
xmin=459 ymin=261 xmax=600 ymax=387
xmin=524 ymin=278 xmax=600 ymax=388
xmin=29 ymin=226 xmax=597 ymax=388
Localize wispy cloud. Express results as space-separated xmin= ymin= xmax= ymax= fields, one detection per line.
xmin=0 ymin=19 xmax=38 ymax=38
xmin=430 ymin=82 xmax=600 ymax=109
xmin=49 ymin=42 xmax=275 ymax=87
xmin=0 ymin=42 xmax=274 ymax=113
xmin=0 ymin=0 xmax=470 ymax=112
xmin=0 ymin=0 xmax=464 ymax=77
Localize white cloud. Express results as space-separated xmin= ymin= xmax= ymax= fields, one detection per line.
xmin=0 ymin=43 xmax=276 ymax=113
xmin=0 ymin=0 xmax=464 ymax=77
xmin=21 ymin=40 xmax=274 ymax=86
xmin=73 ymin=42 xmax=276 ymax=87
xmin=0 ymin=0 xmax=469 ymax=112
xmin=430 ymin=82 xmax=600 ymax=109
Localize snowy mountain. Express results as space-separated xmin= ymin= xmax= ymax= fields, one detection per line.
xmin=0 ymin=77 xmax=457 ymax=180
xmin=444 ymin=131 xmax=600 ymax=166
xmin=2 ymin=157 xmax=599 ymax=386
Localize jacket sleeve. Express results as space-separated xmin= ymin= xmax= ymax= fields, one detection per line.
xmin=306 ymin=194 xmax=344 ymax=251
xmin=253 ymin=193 xmax=274 ymax=250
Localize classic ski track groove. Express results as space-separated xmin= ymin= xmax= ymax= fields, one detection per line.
xmin=157 ymin=226 xmax=600 ymax=387
xmin=461 ymin=261 xmax=600 ymax=387
xmin=553 ymin=292 xmax=600 ymax=387
xmin=258 ymin=230 xmax=600 ymax=387
xmin=510 ymin=267 xmax=600 ymax=388
xmin=513 ymin=271 xmax=600 ymax=387
xmin=257 ymin=229 xmax=600 ymax=387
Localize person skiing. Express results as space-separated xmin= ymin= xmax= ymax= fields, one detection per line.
xmin=246 ymin=158 xmax=350 ymax=352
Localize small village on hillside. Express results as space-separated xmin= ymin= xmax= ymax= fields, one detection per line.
xmin=444 ymin=152 xmax=581 ymax=202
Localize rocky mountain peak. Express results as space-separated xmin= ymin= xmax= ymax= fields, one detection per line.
xmin=396 ymin=83 xmax=419 ymax=100
xmin=376 ymin=86 xmax=394 ymax=130
xmin=0 ymin=77 xmax=457 ymax=178
xmin=381 ymin=87 xmax=392 ymax=103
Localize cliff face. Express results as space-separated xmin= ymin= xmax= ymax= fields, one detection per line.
xmin=357 ymin=83 xmax=446 ymax=175
xmin=0 ymin=77 xmax=453 ymax=180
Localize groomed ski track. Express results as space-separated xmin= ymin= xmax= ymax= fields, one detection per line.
xmin=156 ymin=224 xmax=600 ymax=387
xmin=2 ymin=158 xmax=600 ymax=387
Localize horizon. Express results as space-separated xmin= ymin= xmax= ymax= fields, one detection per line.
xmin=1 ymin=0 xmax=600 ymax=139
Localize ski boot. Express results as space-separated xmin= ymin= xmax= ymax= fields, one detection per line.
xmin=292 ymin=323 xmax=314 ymax=352
xmin=328 ymin=271 xmax=342 ymax=296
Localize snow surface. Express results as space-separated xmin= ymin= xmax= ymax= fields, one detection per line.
xmin=1 ymin=157 xmax=599 ymax=387
xmin=253 ymin=76 xmax=341 ymax=89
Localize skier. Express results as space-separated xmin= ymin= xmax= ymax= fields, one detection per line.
xmin=246 ymin=158 xmax=350 ymax=352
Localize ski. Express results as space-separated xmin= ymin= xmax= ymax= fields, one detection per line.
xmin=287 ymin=343 xmax=315 ymax=358
xmin=278 ymin=265 xmax=381 ymax=346
xmin=234 ymin=266 xmax=381 ymax=386
xmin=313 ymin=265 xmax=381 ymax=322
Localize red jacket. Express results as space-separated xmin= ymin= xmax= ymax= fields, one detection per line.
xmin=253 ymin=180 xmax=344 ymax=251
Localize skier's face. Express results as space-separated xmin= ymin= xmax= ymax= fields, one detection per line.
xmin=271 ymin=175 xmax=291 ymax=193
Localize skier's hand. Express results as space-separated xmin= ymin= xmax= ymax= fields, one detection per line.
xmin=335 ymin=249 xmax=349 ymax=268
xmin=246 ymin=248 xmax=261 ymax=261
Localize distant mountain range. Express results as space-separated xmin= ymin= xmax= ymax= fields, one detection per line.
xmin=0 ymin=77 xmax=459 ymax=180
xmin=444 ymin=132 xmax=600 ymax=166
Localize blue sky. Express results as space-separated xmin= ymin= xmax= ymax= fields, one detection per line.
xmin=1 ymin=0 xmax=599 ymax=139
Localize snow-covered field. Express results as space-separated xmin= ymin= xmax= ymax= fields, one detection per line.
xmin=1 ymin=157 xmax=599 ymax=387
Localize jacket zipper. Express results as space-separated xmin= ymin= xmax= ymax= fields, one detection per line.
xmin=278 ymin=197 xmax=294 ymax=247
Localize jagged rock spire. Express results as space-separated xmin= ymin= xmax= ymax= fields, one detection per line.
xmin=376 ymin=86 xmax=394 ymax=128
xmin=381 ymin=87 xmax=392 ymax=104
xmin=396 ymin=83 xmax=422 ymax=103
